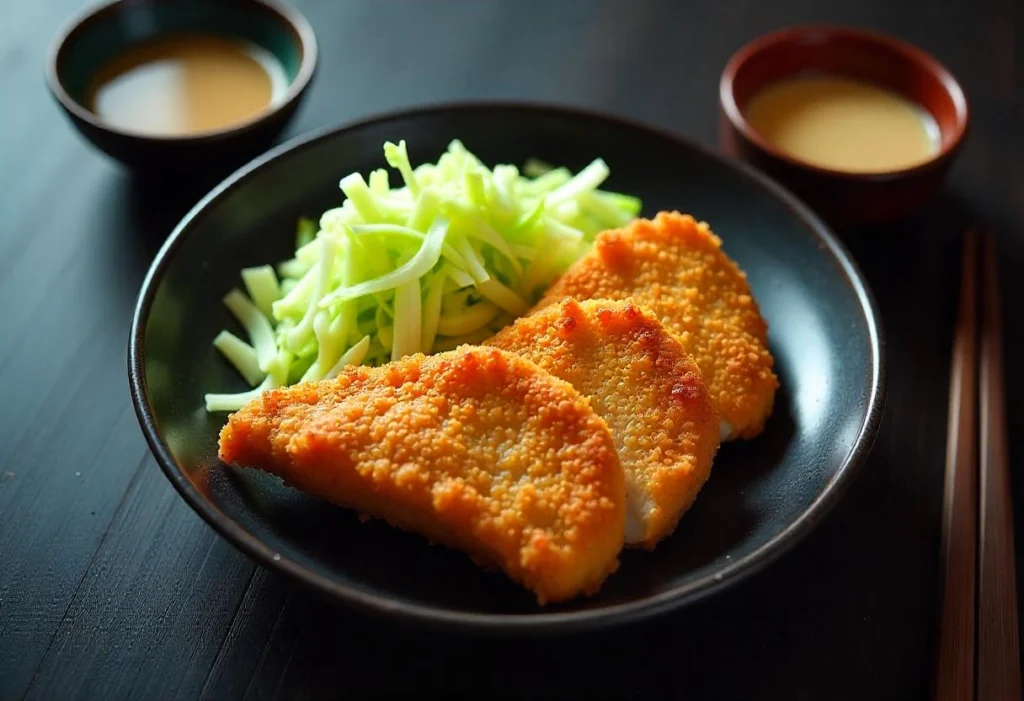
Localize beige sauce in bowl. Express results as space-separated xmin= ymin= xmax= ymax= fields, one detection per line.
xmin=744 ymin=74 xmax=940 ymax=173
xmin=86 ymin=34 xmax=288 ymax=137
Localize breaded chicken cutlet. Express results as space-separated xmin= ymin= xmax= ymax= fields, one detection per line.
xmin=218 ymin=345 xmax=626 ymax=604
xmin=536 ymin=211 xmax=779 ymax=440
xmin=487 ymin=298 xmax=719 ymax=548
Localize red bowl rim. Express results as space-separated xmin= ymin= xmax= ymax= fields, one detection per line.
xmin=719 ymin=24 xmax=970 ymax=181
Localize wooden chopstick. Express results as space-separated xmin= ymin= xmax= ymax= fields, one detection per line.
xmin=935 ymin=230 xmax=978 ymax=701
xmin=977 ymin=233 xmax=1021 ymax=701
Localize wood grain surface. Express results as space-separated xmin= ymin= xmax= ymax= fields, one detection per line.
xmin=2 ymin=1 xmax=1023 ymax=699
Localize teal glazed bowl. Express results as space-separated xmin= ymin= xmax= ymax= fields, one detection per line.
xmin=46 ymin=0 xmax=317 ymax=174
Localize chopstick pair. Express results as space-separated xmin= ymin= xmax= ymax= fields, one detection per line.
xmin=935 ymin=230 xmax=1021 ymax=701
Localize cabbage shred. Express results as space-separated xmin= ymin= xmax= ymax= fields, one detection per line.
xmin=204 ymin=139 xmax=642 ymax=412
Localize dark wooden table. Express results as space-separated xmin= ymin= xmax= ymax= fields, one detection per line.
xmin=3 ymin=1 xmax=1023 ymax=698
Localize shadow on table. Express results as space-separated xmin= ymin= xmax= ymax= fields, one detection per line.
xmin=116 ymin=169 xmax=232 ymax=265
xmin=79 ymin=169 xmax=232 ymax=323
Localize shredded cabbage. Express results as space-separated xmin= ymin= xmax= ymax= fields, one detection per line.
xmin=205 ymin=139 xmax=642 ymax=412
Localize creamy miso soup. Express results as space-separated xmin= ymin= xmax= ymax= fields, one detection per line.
xmin=743 ymin=74 xmax=940 ymax=173
xmin=86 ymin=34 xmax=288 ymax=137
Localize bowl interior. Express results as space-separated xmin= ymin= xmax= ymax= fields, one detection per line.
xmin=133 ymin=105 xmax=883 ymax=627
xmin=55 ymin=0 xmax=305 ymax=115
xmin=726 ymin=27 xmax=968 ymax=153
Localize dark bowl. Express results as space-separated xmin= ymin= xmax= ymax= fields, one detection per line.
xmin=46 ymin=0 xmax=317 ymax=175
xmin=129 ymin=102 xmax=886 ymax=633
xmin=720 ymin=25 xmax=969 ymax=225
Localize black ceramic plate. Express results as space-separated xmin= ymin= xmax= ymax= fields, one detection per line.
xmin=129 ymin=103 xmax=885 ymax=633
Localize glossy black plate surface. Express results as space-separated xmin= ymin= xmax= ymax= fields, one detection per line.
xmin=129 ymin=103 xmax=885 ymax=633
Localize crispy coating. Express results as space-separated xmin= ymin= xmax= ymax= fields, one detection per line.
xmin=218 ymin=346 xmax=626 ymax=604
xmin=488 ymin=299 xmax=720 ymax=548
xmin=536 ymin=211 xmax=779 ymax=440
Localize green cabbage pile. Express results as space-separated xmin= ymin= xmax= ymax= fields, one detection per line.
xmin=205 ymin=139 xmax=640 ymax=412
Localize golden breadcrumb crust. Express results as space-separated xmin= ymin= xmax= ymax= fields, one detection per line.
xmin=218 ymin=346 xmax=626 ymax=604
xmin=488 ymin=298 xmax=720 ymax=548
xmin=536 ymin=211 xmax=778 ymax=440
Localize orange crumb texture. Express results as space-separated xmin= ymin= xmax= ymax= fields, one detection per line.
xmin=537 ymin=211 xmax=779 ymax=440
xmin=488 ymin=298 xmax=719 ymax=548
xmin=218 ymin=346 xmax=626 ymax=604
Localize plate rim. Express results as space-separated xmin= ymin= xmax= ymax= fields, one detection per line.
xmin=128 ymin=100 xmax=887 ymax=634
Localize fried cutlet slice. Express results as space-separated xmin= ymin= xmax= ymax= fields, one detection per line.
xmin=218 ymin=346 xmax=626 ymax=604
xmin=536 ymin=211 xmax=779 ymax=440
xmin=487 ymin=298 xmax=719 ymax=548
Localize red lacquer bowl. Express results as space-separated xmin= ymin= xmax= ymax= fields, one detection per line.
xmin=720 ymin=26 xmax=969 ymax=225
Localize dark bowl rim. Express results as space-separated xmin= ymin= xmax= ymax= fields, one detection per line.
xmin=719 ymin=24 xmax=970 ymax=182
xmin=127 ymin=100 xmax=887 ymax=635
xmin=45 ymin=0 xmax=318 ymax=144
